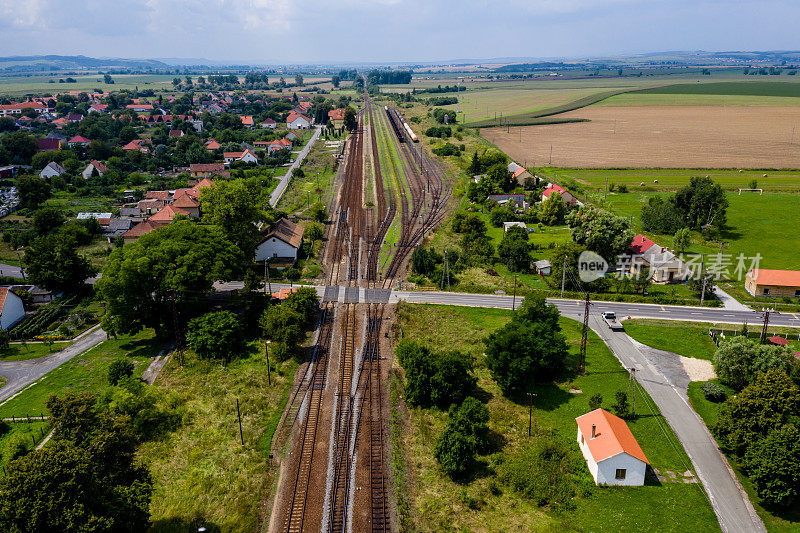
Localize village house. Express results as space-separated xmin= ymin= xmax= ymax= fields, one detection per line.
xmin=745 ymin=269 xmax=800 ymax=298
xmin=126 ymin=103 xmax=153 ymax=112
xmin=68 ymin=135 xmax=91 ymax=147
xmin=171 ymin=192 xmax=201 ymax=218
xmin=328 ymin=108 xmax=346 ymax=128
xmin=121 ymin=220 xmax=164 ymax=244
xmin=103 ymin=219 xmax=134 ymax=243
xmin=285 ymin=130 xmax=302 ymax=142
xmin=37 ymin=137 xmax=64 ymax=152
xmin=189 ymin=163 xmax=224 ymax=178
xmin=576 ymin=408 xmax=649 ymax=486
xmin=254 ymin=218 xmax=305 ymax=267
xmin=39 ymin=161 xmax=66 ymax=179
xmin=487 ymin=194 xmax=528 ymax=210
xmin=88 ymin=104 xmax=108 ymax=114
xmin=122 ymin=139 xmax=150 ymax=153
xmin=542 ymin=183 xmax=581 ymax=206
xmin=286 ymin=111 xmax=312 ymax=130
xmin=224 ymin=148 xmax=258 ymax=165
xmin=150 ymin=204 xmax=190 ymax=223
xmin=240 ymin=115 xmax=255 ymax=128
xmin=260 ymin=118 xmax=277 ymax=129
xmin=0 ymin=287 xmax=25 ymax=330
xmin=507 ymin=162 xmax=532 ymax=185
xmin=0 ymin=101 xmax=47 ymax=117
xmin=263 ymin=138 xmax=292 ymax=154
xmin=628 ymin=234 xmax=688 ymax=283
xmin=205 ymin=139 xmax=222 ymax=151
xmin=82 ymin=160 xmax=107 ymax=179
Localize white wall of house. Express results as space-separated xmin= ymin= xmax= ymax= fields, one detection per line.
xmin=39 ymin=165 xmax=62 ymax=179
xmin=240 ymin=151 xmax=258 ymax=164
xmin=287 ymin=117 xmax=311 ymax=129
xmin=1 ymin=291 xmax=25 ymax=330
xmin=255 ymin=237 xmax=298 ymax=262
xmin=577 ymin=428 xmax=647 ymax=486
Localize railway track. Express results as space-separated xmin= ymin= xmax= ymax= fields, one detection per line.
xmin=284 ymin=304 xmax=335 ymax=533
xmin=364 ymin=304 xmax=389 ymax=532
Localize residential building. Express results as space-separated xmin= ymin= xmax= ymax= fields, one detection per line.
xmin=576 ymin=408 xmax=649 ymax=486
xmin=82 ymin=160 xmax=107 ymax=179
xmin=0 ymin=101 xmax=47 ymax=117
xmin=503 ymin=221 xmax=527 ymax=232
xmin=121 ymin=220 xmax=163 ymax=244
xmin=542 ymin=183 xmax=580 ymax=206
xmin=189 ymin=163 xmax=224 ymax=178
xmin=77 ymin=212 xmax=113 ymax=220
xmin=285 ymin=130 xmax=302 ymax=142
xmin=0 ymin=287 xmax=25 ymax=330
xmin=254 ymin=218 xmax=305 ymax=267
xmin=223 ymin=148 xmax=258 ymax=165
xmin=628 ymin=235 xmax=688 ymax=283
xmin=126 ymin=104 xmax=153 ymax=112
xmin=122 ymin=139 xmax=150 ymax=153
xmin=37 ymin=138 xmax=63 ymax=152
xmin=487 ymin=194 xmax=528 ymax=210
xmin=261 ymin=118 xmax=277 ymax=129
xmin=40 ymin=161 xmax=66 ymax=179
xmin=328 ymin=108 xmax=346 ymax=128
xmin=88 ymin=104 xmax=108 ymax=114
xmin=745 ymin=269 xmax=800 ymax=298
xmin=205 ymin=139 xmax=222 ymax=151
xmin=171 ymin=192 xmax=200 ymax=218
xmin=103 ymin=219 xmax=133 ymax=242
xmin=286 ymin=111 xmax=311 ymax=129
xmin=508 ymin=162 xmax=532 ymax=184
xmin=168 ymin=129 xmax=184 ymax=138
xmin=68 ymin=135 xmax=91 ymax=147
xmin=240 ymin=115 xmax=255 ymax=128
xmin=149 ymin=205 xmax=189 ymax=223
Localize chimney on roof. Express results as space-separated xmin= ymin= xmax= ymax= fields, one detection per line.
xmin=591 ymin=424 xmax=596 ymax=439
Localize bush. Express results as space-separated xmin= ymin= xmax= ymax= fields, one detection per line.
xmin=701 ymin=381 xmax=727 ymax=402
xmin=395 ymin=340 xmax=475 ymax=409
xmin=612 ymin=391 xmax=630 ymax=419
xmin=588 ymin=394 xmax=603 ymax=410
xmin=433 ymin=397 xmax=490 ymax=479
xmin=425 ymin=126 xmax=452 ymax=138
xmin=108 ymin=358 xmax=134 ymax=386
xmin=432 ymin=143 xmax=461 ymax=156
xmin=3 ymin=433 xmax=30 ymax=463
xmin=498 ymin=434 xmax=581 ymax=510
xmin=186 ymin=310 xmax=246 ymax=362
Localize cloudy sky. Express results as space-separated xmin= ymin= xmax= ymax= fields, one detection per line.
xmin=0 ymin=0 xmax=798 ymax=64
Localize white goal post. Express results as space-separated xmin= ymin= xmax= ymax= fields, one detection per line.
xmin=738 ymin=188 xmax=763 ymax=195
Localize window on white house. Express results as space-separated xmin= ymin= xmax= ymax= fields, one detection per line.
xmin=763 ymin=288 xmax=770 ymax=295
xmin=615 ymin=469 xmax=626 ymax=480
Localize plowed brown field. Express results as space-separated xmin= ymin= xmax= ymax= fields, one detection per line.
xmin=484 ymin=106 xmax=800 ymax=168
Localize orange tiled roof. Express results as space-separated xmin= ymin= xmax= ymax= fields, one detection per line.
xmin=149 ymin=205 xmax=189 ymax=222
xmin=576 ymin=408 xmax=648 ymax=464
xmin=750 ymin=269 xmax=800 ymax=287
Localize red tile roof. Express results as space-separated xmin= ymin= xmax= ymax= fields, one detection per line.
xmin=576 ymin=408 xmax=648 ymax=464
xmin=286 ymin=111 xmax=310 ymax=124
xmin=328 ymin=108 xmax=346 ymax=120
xmin=122 ymin=220 xmax=162 ymax=239
xmin=0 ymin=287 xmax=8 ymax=310
xmin=68 ymin=135 xmax=90 ymax=144
xmin=749 ymin=269 xmax=800 ymax=288
xmin=189 ymin=163 xmax=224 ymax=173
xmin=172 ymin=191 xmax=200 ymax=208
xmin=240 ymin=115 xmax=254 ymax=126
xmin=630 ymin=234 xmax=658 ymax=255
xmin=145 ymin=190 xmax=170 ymax=200
xmin=89 ymin=160 xmax=107 ymax=173
xmin=149 ymin=205 xmax=189 ymax=222
xmin=542 ymin=184 xmax=566 ymax=198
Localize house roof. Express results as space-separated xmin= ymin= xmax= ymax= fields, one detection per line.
xmin=0 ymin=287 xmax=10 ymax=311
xmin=512 ymin=167 xmax=529 ymax=179
xmin=240 ymin=115 xmax=254 ymax=126
xmin=189 ymin=163 xmax=224 ymax=173
xmin=262 ymin=118 xmax=276 ymax=124
xmin=149 ymin=205 xmax=189 ymax=222
xmin=487 ymin=194 xmax=525 ymax=202
xmin=68 ymin=135 xmax=90 ymax=144
xmin=145 ymin=190 xmax=170 ymax=200
xmin=576 ymin=408 xmax=648 ymax=464
xmin=286 ymin=111 xmax=310 ymax=124
xmin=43 ymin=161 xmax=65 ymax=174
xmin=122 ymin=220 xmax=163 ymax=239
xmin=749 ymin=269 xmax=800 ymax=288
xmin=542 ymin=184 xmax=566 ymax=198
xmin=261 ymin=218 xmax=304 ymax=249
xmin=172 ymin=192 xmax=200 ymax=208
xmin=205 ymin=140 xmax=221 ymax=150
xmin=88 ymin=160 xmax=107 ymax=173
xmin=328 ymin=108 xmax=346 ymax=120
xmin=630 ymin=234 xmax=658 ymax=255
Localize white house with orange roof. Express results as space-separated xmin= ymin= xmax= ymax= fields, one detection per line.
xmin=223 ymin=148 xmax=258 ymax=165
xmin=286 ymin=111 xmax=311 ymax=130
xmin=576 ymin=408 xmax=649 ymax=486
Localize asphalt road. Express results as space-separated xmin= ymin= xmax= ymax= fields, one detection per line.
xmin=269 ymin=126 xmax=322 ymax=208
xmin=0 ymin=326 xmax=107 ymax=404
xmin=0 ymin=262 xmax=25 ymax=279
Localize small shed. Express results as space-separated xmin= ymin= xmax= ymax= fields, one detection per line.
xmin=534 ymin=259 xmax=551 ymax=276
xmin=576 ymin=408 xmax=649 ymax=486
xmin=503 ymin=221 xmax=526 ymax=232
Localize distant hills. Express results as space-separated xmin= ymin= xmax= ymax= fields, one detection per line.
xmin=0 ymin=55 xmax=170 ymax=73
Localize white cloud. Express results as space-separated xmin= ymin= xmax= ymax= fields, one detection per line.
xmin=0 ymin=0 xmax=47 ymax=27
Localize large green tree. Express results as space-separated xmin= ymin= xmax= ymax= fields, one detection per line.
xmin=714 ymin=369 xmax=800 ymax=458
xmin=713 ymin=336 xmax=794 ymax=391
xmin=485 ymin=295 xmax=568 ymax=398
xmin=24 ymin=235 xmax=95 ymax=293
xmin=15 ymin=175 xmax=51 ymax=210
xmin=498 ymin=226 xmax=531 ymax=272
xmin=567 ymin=206 xmax=634 ymax=262
xmin=673 ymin=176 xmax=729 ymax=229
xmin=745 ymin=424 xmax=800 ymax=508
xmin=1 ymin=131 xmax=37 ymax=165
xmin=200 ymin=178 xmax=269 ymax=257
xmin=538 ymin=191 xmax=566 ymax=225
xmin=97 ymin=221 xmax=243 ymax=336
xmin=640 ymin=196 xmax=685 ymax=234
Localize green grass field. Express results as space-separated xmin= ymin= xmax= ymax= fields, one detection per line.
xmin=623 ymin=320 xmax=722 ymax=360
xmin=140 ymin=340 xmax=297 ymax=532
xmin=0 ymin=74 xmax=176 ymax=96
xmin=688 ymin=379 xmax=800 ymax=531
xmin=0 ymin=329 xmax=162 ymax=418
xmin=395 ymin=303 xmax=719 ymax=532
xmin=0 ymin=341 xmax=72 ymax=362
xmin=635 ymin=81 xmax=800 ymax=97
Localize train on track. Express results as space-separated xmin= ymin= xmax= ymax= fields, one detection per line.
xmin=385 ymin=106 xmax=419 ymax=143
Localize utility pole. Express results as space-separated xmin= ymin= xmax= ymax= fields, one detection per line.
xmin=549 ymin=144 xmax=553 ymax=165
xmin=580 ymin=292 xmax=590 ymax=375
xmin=760 ymin=308 xmax=770 ymax=345
xmin=527 ymin=392 xmax=537 ymax=436
xmin=560 ymin=255 xmax=568 ymax=298
xmin=15 ymin=249 xmax=25 ymax=280
xmin=627 ymin=368 xmax=637 ymax=416
xmin=604 ymin=176 xmax=608 ymax=200
xmin=512 ymin=275 xmax=518 ymax=311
